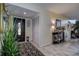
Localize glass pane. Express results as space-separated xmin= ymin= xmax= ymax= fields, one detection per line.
xmin=18 ymin=22 xmax=21 ymax=35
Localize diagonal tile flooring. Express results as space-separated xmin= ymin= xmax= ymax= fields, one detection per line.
xmin=32 ymin=39 xmax=79 ymax=56
xmin=18 ymin=42 xmax=44 ymax=56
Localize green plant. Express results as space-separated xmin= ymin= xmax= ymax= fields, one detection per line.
xmin=1 ymin=30 xmax=19 ymax=56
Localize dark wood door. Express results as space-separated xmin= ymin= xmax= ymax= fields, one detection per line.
xmin=14 ymin=17 xmax=25 ymax=42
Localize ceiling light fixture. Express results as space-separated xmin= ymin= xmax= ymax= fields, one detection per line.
xmin=51 ymin=20 xmax=55 ymax=24
xmin=24 ymin=12 xmax=27 ymax=15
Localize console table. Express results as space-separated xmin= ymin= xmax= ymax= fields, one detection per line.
xmin=52 ymin=31 xmax=64 ymax=44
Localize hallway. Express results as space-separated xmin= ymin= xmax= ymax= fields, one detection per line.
xmin=32 ymin=39 xmax=79 ymax=56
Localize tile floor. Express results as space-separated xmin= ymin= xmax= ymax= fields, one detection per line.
xmin=31 ymin=39 xmax=79 ymax=56
xmin=18 ymin=42 xmax=44 ymax=56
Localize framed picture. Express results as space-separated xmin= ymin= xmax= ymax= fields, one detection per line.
xmin=56 ymin=19 xmax=61 ymax=28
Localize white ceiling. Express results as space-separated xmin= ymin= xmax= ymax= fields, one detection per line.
xmin=35 ymin=3 xmax=79 ymax=19
xmin=5 ymin=3 xmax=79 ymax=20
xmin=5 ymin=4 xmax=38 ymax=18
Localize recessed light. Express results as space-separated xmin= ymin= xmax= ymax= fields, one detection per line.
xmin=24 ymin=12 xmax=27 ymax=15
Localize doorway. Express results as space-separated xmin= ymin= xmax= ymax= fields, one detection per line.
xmin=14 ymin=17 xmax=25 ymax=42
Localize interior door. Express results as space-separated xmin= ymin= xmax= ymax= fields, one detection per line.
xmin=14 ymin=17 xmax=25 ymax=42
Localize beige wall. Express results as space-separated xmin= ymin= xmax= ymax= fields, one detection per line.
xmin=0 ymin=4 xmax=4 ymax=33
xmin=8 ymin=16 xmax=13 ymax=30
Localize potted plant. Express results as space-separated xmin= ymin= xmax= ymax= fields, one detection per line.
xmin=1 ymin=30 xmax=20 ymax=56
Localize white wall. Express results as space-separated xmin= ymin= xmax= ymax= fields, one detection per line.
xmin=39 ymin=12 xmax=52 ymax=47
xmin=11 ymin=3 xmax=52 ymax=47
xmin=25 ymin=18 xmax=32 ymax=42
xmin=32 ymin=16 xmax=40 ymax=45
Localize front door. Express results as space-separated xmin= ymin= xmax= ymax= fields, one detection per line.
xmin=14 ymin=17 xmax=25 ymax=42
